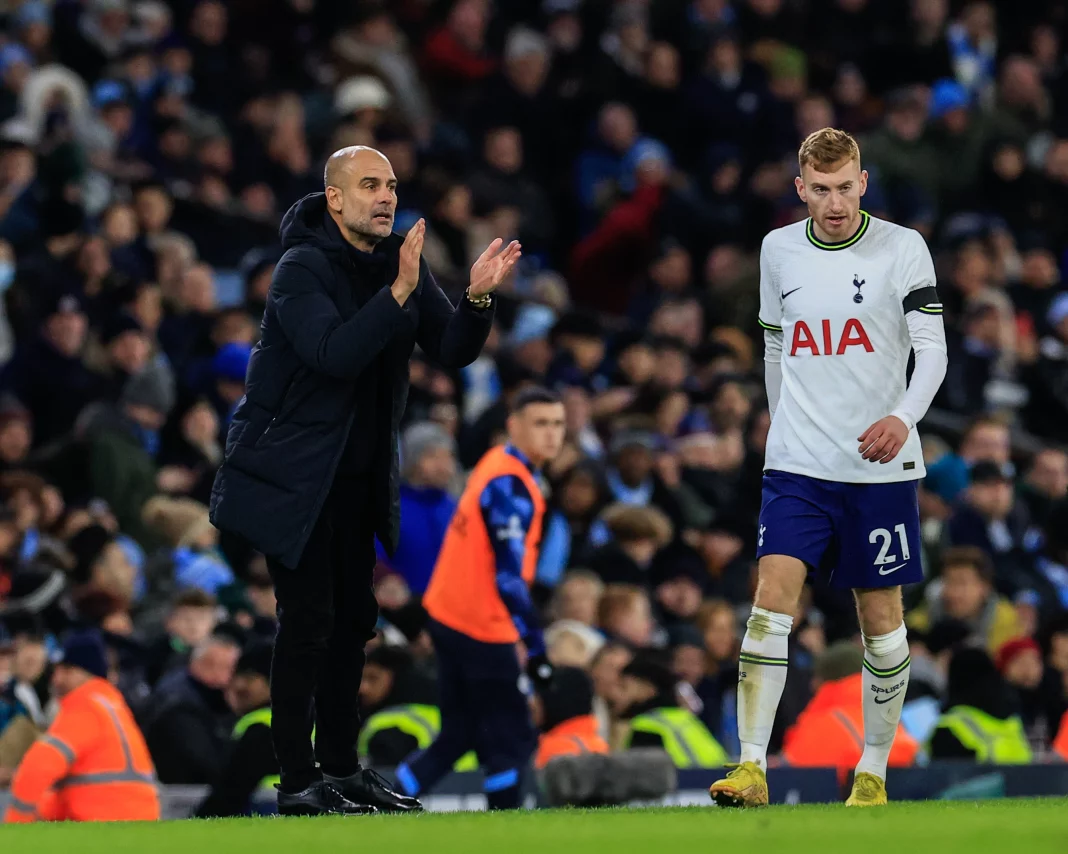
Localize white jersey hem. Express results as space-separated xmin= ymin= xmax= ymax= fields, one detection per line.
xmin=762 ymin=461 xmax=926 ymax=485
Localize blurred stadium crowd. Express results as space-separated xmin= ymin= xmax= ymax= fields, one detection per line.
xmin=3 ymin=0 xmax=1068 ymax=803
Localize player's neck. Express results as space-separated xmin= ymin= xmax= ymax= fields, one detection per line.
xmin=811 ymin=212 xmax=863 ymax=245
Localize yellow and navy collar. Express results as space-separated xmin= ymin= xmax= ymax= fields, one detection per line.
xmin=806 ymin=210 xmax=870 ymax=251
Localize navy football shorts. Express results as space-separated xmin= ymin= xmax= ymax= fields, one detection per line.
xmin=756 ymin=469 xmax=923 ymax=589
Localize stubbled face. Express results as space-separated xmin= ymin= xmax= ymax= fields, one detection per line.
xmin=795 ymin=156 xmax=868 ymax=240
xmin=325 ymin=149 xmax=397 ymax=247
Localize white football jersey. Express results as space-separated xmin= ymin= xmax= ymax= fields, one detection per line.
xmin=759 ymin=212 xmax=943 ymax=484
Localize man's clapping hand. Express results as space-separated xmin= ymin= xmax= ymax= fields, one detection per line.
xmin=469 ymin=238 xmax=522 ymax=299
xmin=391 ymin=218 xmax=425 ymax=305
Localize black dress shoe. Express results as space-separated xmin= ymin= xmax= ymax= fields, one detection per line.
xmin=323 ymin=769 xmax=424 ymax=812
xmin=276 ymin=781 xmax=380 ymax=816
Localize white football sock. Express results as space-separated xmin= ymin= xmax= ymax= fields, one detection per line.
xmin=737 ymin=606 xmax=793 ymax=771
xmin=856 ymin=623 xmax=910 ymax=780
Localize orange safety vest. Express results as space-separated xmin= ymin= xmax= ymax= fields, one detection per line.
xmin=423 ymin=445 xmax=545 ymax=644
xmin=1054 ymin=710 xmax=1068 ymax=761
xmin=781 ymin=673 xmax=919 ymax=782
xmin=534 ymin=715 xmax=609 ymax=769
xmin=4 ymin=677 xmax=160 ymax=823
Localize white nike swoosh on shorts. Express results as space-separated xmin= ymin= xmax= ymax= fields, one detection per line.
xmin=878 ymin=563 xmax=906 ymax=576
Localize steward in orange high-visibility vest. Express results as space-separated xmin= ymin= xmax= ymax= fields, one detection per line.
xmin=4 ymin=630 xmax=160 ymax=823
xmin=399 ymin=388 xmax=566 ymax=810
xmin=533 ymin=666 xmax=609 ymax=769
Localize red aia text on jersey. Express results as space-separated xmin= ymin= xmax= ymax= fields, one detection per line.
xmin=790 ymin=319 xmax=874 ymax=356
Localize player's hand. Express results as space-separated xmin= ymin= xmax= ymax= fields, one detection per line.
xmin=857 ymin=415 xmax=910 ymax=464
xmin=392 ymin=218 xmax=425 ymax=303
xmin=468 ymin=238 xmax=521 ymax=298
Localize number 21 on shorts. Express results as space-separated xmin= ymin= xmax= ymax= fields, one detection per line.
xmin=869 ymin=523 xmax=911 ymax=571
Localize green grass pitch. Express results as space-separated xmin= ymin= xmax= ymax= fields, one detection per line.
xmin=3 ymin=800 xmax=1067 ymax=853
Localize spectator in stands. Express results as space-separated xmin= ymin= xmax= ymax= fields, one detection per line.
xmin=142 ymin=589 xmax=218 ymax=687
xmin=550 ymin=569 xmax=604 ymax=627
xmin=532 ymin=666 xmax=607 ymax=769
xmin=378 ymin=423 xmax=459 ymax=596
xmin=585 ymin=504 xmax=673 ymax=586
xmin=908 ymin=546 xmax=1022 ymax=655
xmin=140 ymin=632 xmax=239 ymax=784
xmin=929 ymin=647 xmax=1032 ymax=763
xmin=598 ymin=583 xmax=655 ymax=648
xmin=545 ymin=619 xmax=605 ymax=669
xmin=996 ymin=636 xmax=1066 ymax=746
xmin=196 ymin=641 xmax=275 ymax=818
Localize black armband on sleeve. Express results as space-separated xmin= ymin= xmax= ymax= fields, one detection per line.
xmin=902 ymin=286 xmax=942 ymax=315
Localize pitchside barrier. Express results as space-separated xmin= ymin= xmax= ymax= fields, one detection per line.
xmin=3 ymin=762 xmax=1067 ymax=818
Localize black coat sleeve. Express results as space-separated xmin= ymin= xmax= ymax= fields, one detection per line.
xmin=148 ymin=709 xmax=228 ymax=784
xmin=366 ymin=729 xmax=421 ymax=768
xmin=195 ymin=724 xmax=277 ymax=818
xmin=416 ymin=265 xmax=494 ymax=369
xmin=271 ymin=254 xmax=415 ymax=379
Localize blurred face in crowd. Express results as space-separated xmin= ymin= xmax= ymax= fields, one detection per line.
xmin=449 ymin=0 xmax=489 ymax=49
xmin=191 ymin=0 xmax=227 ymax=46
xmin=616 ymin=444 xmax=654 ymax=486
xmin=229 ymin=672 xmax=270 ymax=716
xmin=912 ymin=0 xmax=948 ymax=27
xmin=962 ymin=1 xmax=995 ymax=43
xmin=656 ymin=576 xmax=703 ymax=621
xmin=1004 ymin=647 xmax=1043 ymax=690
xmin=555 ymin=576 xmax=602 ymax=625
xmin=167 ymin=604 xmax=217 ymax=647
xmin=561 ymin=469 xmax=600 ymax=520
xmin=961 ymin=422 xmax=1010 ymax=464
xmin=651 ymin=301 xmax=702 ymax=349
xmin=619 ymin=341 xmax=655 ymax=385
xmin=647 ymin=43 xmax=681 ymax=89
xmin=103 ymin=207 xmax=137 ymax=250
xmin=0 ymin=147 xmax=35 ymax=190
xmin=650 ymin=246 xmax=691 ymax=293
xmin=134 ymin=186 xmax=173 ymax=234
xmin=967 ymin=477 xmax=1013 ymax=520
xmin=702 ymin=606 xmax=738 ymax=662
xmin=325 ymin=147 xmax=397 ymax=251
xmin=796 ymin=155 xmax=868 ymax=242
xmin=410 ymin=446 xmax=456 ymax=490
xmin=507 ymin=401 xmax=566 ymax=467
xmin=700 ymin=529 xmax=745 ymax=573
xmin=548 ymin=630 xmax=594 ymax=668
xmin=561 ymin=386 xmax=592 ymax=435
xmin=1027 ymin=450 xmax=1068 ymax=499
xmin=561 ymin=333 xmax=605 ymax=373
xmin=0 ymin=417 xmax=31 ymax=464
xmin=90 ymin=542 xmax=136 ymax=601
xmin=213 ymin=310 xmax=256 ymax=347
xmin=1049 ymin=629 xmax=1068 ymax=673
xmin=590 ymin=644 xmax=631 ymax=707
xmin=45 ymin=305 xmax=88 ymax=357
xmin=51 ymin=663 xmax=91 ymax=698
xmin=190 ymin=640 xmax=239 ymax=690
xmin=617 ymin=673 xmax=657 ymax=711
xmin=941 ymin=564 xmax=990 ymax=620
xmin=130 ymin=284 xmax=163 ymax=334
xmin=13 ymin=636 xmax=47 ymax=684
xmin=247 ymin=580 xmax=276 ymax=619
xmin=375 ymin=572 xmax=410 ymax=610
xmin=598 ymin=104 xmax=638 ymax=154
xmin=359 ymin=661 xmax=394 ymax=708
xmin=1020 ymin=248 xmax=1059 ymax=289
xmin=181 ymin=264 xmax=217 ymax=313
xmin=654 ymin=345 xmax=689 ymax=389
xmin=485 ymin=128 xmax=523 ymax=175
xmin=712 ymin=381 xmax=751 ymax=431
xmin=506 ymin=45 xmax=550 ymax=97
xmin=608 ymin=597 xmax=653 ymax=647
xmin=109 ymin=330 xmax=150 ymax=376
xmin=673 ymin=644 xmax=705 ymax=686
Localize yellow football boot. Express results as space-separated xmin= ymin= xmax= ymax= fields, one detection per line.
xmin=709 ymin=762 xmax=769 ymax=808
xmin=845 ymin=772 xmax=888 ymax=806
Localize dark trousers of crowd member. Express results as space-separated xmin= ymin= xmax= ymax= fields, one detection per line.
xmin=266 ymin=477 xmax=379 ymax=793
xmin=397 ymin=620 xmax=536 ymax=809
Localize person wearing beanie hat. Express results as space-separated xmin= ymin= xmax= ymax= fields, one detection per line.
xmin=532 ymin=666 xmax=608 ymax=769
xmin=141 ymin=495 xmax=234 ymax=595
xmin=995 ymin=636 xmax=1064 ymax=742
xmin=196 ymin=641 xmax=278 ymax=818
xmin=3 ymin=629 xmax=160 ymax=823
xmin=377 ymin=421 xmax=459 ymax=595
xmin=66 ymin=524 xmax=137 ymax=608
xmin=617 ymin=649 xmax=728 ymax=768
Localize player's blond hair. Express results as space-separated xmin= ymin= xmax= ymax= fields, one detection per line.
xmin=798 ymin=127 xmax=861 ymax=172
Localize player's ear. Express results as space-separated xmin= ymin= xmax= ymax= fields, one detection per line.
xmin=859 ymin=169 xmax=868 ymax=197
xmin=794 ymin=175 xmax=806 ymax=203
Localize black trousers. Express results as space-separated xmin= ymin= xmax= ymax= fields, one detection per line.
xmin=266 ymin=476 xmax=379 ymax=792
xmin=403 ymin=620 xmax=535 ymax=809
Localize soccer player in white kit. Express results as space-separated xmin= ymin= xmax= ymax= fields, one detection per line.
xmin=709 ymin=129 xmax=948 ymax=808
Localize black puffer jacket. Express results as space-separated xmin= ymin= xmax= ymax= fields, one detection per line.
xmin=210 ymin=193 xmax=492 ymax=569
